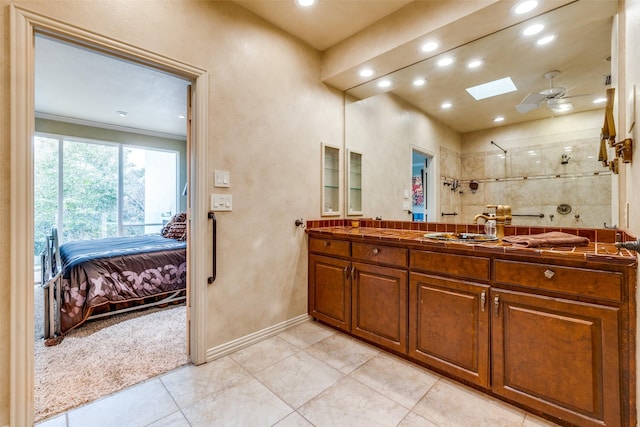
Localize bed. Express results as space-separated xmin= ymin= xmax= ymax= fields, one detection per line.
xmin=40 ymin=216 xmax=187 ymax=343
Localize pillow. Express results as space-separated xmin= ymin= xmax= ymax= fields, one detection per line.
xmin=162 ymin=213 xmax=187 ymax=240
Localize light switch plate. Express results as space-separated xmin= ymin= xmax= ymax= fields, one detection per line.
xmin=211 ymin=193 xmax=232 ymax=211
xmin=214 ymin=170 xmax=230 ymax=188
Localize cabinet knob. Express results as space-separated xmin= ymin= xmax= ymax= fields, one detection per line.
xmin=544 ymin=269 xmax=555 ymax=279
xmin=372 ymin=248 xmax=380 ymax=255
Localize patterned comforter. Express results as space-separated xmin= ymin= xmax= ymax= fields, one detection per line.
xmin=58 ymin=235 xmax=186 ymax=333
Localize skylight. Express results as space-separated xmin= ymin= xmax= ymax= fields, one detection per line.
xmin=465 ymin=77 xmax=517 ymax=100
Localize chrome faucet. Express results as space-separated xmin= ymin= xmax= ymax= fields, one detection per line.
xmin=473 ymin=204 xmax=512 ymax=239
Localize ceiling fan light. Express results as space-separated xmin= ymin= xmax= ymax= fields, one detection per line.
xmin=551 ymin=102 xmax=574 ymax=113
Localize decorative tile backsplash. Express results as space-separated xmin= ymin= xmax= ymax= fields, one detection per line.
xmin=439 ymin=137 xmax=612 ymax=228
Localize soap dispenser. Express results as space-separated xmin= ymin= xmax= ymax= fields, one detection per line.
xmin=484 ymin=214 xmax=497 ymax=237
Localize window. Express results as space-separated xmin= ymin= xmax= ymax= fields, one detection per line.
xmin=34 ymin=134 xmax=180 ymax=260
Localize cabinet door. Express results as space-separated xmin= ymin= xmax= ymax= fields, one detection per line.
xmin=351 ymin=262 xmax=408 ymax=354
xmin=408 ymin=273 xmax=490 ymax=388
xmin=309 ymin=255 xmax=351 ymax=331
xmin=492 ymin=289 xmax=621 ymax=427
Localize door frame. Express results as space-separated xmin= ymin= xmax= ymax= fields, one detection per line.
xmin=10 ymin=6 xmax=209 ymax=426
xmin=410 ymin=146 xmax=436 ymax=222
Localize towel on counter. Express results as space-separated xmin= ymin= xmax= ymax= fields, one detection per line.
xmin=502 ymin=231 xmax=590 ymax=248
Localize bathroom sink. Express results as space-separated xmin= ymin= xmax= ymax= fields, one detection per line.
xmin=423 ymin=232 xmax=498 ymax=242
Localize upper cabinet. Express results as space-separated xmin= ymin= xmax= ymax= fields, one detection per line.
xmin=322 ymin=143 xmax=341 ymax=216
xmin=347 ymin=149 xmax=362 ymax=216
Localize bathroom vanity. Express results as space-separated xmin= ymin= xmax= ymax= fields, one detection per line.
xmin=307 ymin=221 xmax=637 ymax=427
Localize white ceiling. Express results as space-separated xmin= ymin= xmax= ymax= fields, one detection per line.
xmin=35 ymin=35 xmax=190 ymax=139
xmin=34 ymin=0 xmax=617 ymax=137
xmin=231 ymin=0 xmax=413 ymax=51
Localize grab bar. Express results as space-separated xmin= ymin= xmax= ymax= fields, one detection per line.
xmin=441 ymin=212 xmax=458 ymax=216
xmin=512 ymin=213 xmax=544 ymax=218
xmin=208 ymin=211 xmax=216 ymax=284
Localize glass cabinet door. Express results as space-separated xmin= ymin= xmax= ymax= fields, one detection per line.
xmin=322 ymin=143 xmax=341 ymax=216
xmin=347 ymin=149 xmax=362 ymax=215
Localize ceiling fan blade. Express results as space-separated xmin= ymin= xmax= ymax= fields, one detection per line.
xmin=516 ymin=103 xmax=541 ymax=113
xmin=516 ymin=92 xmax=547 ymax=113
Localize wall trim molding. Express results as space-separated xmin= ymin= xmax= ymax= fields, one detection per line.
xmin=206 ymin=315 xmax=311 ymax=361
xmin=10 ymin=6 xmax=209 ymax=426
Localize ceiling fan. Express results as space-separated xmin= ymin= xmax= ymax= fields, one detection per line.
xmin=516 ymin=70 xmax=574 ymax=114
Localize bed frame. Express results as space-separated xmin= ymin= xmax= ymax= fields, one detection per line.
xmin=40 ymin=227 xmax=186 ymax=341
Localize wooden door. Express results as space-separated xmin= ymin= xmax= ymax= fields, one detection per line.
xmin=308 ymin=254 xmax=351 ymax=331
xmin=351 ymin=262 xmax=408 ymax=354
xmin=492 ymin=289 xmax=621 ymax=427
xmin=409 ymin=272 xmax=490 ymax=388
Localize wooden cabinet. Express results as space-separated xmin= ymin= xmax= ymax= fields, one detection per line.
xmin=308 ymin=237 xmax=409 ymax=353
xmin=492 ymin=289 xmax=621 ymax=427
xmin=409 ymin=272 xmax=490 ymax=387
xmin=308 ymin=254 xmax=351 ymax=331
xmin=307 ymin=231 xmax=635 ymax=427
xmin=352 ymin=261 xmax=408 ymax=353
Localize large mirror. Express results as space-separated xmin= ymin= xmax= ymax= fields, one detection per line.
xmin=345 ymin=0 xmax=617 ymax=229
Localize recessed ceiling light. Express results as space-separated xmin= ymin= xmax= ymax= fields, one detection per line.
xmin=296 ymin=0 xmax=316 ymax=7
xmin=537 ymin=34 xmax=556 ymax=45
xmin=441 ymin=102 xmax=452 ymax=109
xmin=466 ymin=77 xmax=517 ymax=100
xmin=377 ymin=79 xmax=392 ymax=88
xmin=421 ymin=41 xmax=439 ymax=52
xmin=437 ymin=57 xmax=454 ymax=67
xmin=413 ymin=78 xmax=427 ymax=86
xmin=522 ymin=23 xmax=544 ymax=36
xmin=593 ymin=97 xmax=607 ymax=104
xmin=116 ymin=111 xmax=128 ymax=117
xmin=493 ymin=116 xmax=505 ymax=122
xmin=359 ymin=68 xmax=374 ymax=78
xmin=467 ymin=59 xmax=483 ymax=69
xmin=513 ymin=0 xmax=538 ymax=15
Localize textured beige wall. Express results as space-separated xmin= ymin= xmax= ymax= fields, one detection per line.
xmin=0 ymin=1 xmax=342 ymax=424
xmin=346 ymin=93 xmax=461 ymax=221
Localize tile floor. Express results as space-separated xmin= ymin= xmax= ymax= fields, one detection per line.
xmin=36 ymin=320 xmax=560 ymax=427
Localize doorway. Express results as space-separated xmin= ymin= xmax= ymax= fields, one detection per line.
xmin=411 ymin=149 xmax=433 ymax=222
xmin=11 ymin=7 xmax=209 ymax=426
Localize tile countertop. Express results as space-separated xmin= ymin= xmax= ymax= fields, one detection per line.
xmin=306 ymin=226 xmax=638 ymax=266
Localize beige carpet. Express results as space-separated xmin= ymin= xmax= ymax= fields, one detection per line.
xmin=34 ymin=285 xmax=189 ymax=422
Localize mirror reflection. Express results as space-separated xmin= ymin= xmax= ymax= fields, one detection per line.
xmin=345 ymin=0 xmax=617 ymax=229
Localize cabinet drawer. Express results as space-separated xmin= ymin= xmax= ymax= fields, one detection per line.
xmin=309 ymin=237 xmax=350 ymax=257
xmin=352 ymin=243 xmax=407 ymax=267
xmin=410 ymin=250 xmax=490 ymax=281
xmin=494 ymin=260 xmax=623 ymax=302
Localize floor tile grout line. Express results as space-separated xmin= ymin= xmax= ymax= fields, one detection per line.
xmin=155 ymin=373 xmax=193 ymax=427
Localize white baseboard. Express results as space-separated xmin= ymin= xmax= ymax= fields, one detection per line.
xmin=206 ymin=314 xmax=310 ymax=361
